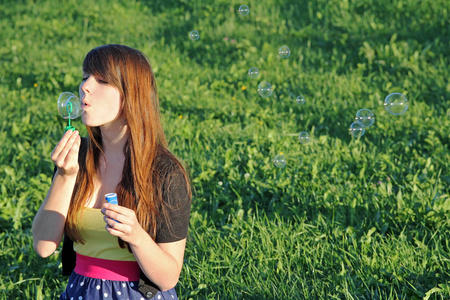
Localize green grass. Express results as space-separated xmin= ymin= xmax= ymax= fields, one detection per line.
xmin=0 ymin=0 xmax=449 ymax=299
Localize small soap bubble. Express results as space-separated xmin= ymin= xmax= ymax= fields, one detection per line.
xmin=248 ymin=67 xmax=259 ymax=79
xmin=258 ymin=82 xmax=273 ymax=97
xmin=273 ymin=154 xmax=286 ymax=168
xmin=349 ymin=122 xmax=365 ymax=137
xmin=279 ymin=46 xmax=291 ymax=58
xmin=384 ymin=93 xmax=409 ymax=115
xmin=238 ymin=5 xmax=249 ymax=16
xmin=57 ymin=92 xmax=83 ymax=119
xmin=298 ymin=131 xmax=311 ymax=144
xmin=189 ymin=30 xmax=200 ymax=41
xmin=296 ymin=95 xmax=306 ymax=105
xmin=355 ymin=108 xmax=375 ymax=127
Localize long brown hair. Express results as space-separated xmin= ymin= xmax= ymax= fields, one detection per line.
xmin=66 ymin=44 xmax=191 ymax=249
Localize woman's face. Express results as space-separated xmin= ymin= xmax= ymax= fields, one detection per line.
xmin=79 ymin=72 xmax=123 ymax=128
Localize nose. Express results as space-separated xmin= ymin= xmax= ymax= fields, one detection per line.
xmin=79 ymin=75 xmax=93 ymax=98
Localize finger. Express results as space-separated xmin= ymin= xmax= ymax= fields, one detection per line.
xmin=56 ymin=131 xmax=80 ymax=164
xmin=104 ymin=215 xmax=121 ymax=227
xmin=103 ymin=210 xmax=121 ymax=223
xmin=52 ymin=131 xmax=79 ymax=166
xmin=103 ymin=209 xmax=130 ymax=225
xmin=104 ymin=217 xmax=131 ymax=234
xmin=105 ymin=203 xmax=136 ymax=217
xmin=101 ymin=205 xmax=123 ymax=220
xmin=105 ymin=224 xmax=123 ymax=237
xmin=63 ymin=135 xmax=81 ymax=165
xmin=51 ymin=130 xmax=75 ymax=161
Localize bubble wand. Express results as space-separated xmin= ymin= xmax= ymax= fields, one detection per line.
xmin=57 ymin=92 xmax=83 ymax=132
xmin=65 ymin=102 xmax=75 ymax=132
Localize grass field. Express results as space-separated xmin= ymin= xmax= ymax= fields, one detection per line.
xmin=0 ymin=0 xmax=449 ymax=299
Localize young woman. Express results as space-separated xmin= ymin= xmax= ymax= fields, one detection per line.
xmin=32 ymin=44 xmax=191 ymax=300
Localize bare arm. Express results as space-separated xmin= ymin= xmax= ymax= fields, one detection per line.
xmin=32 ymin=130 xmax=81 ymax=258
xmin=133 ymin=233 xmax=186 ymax=291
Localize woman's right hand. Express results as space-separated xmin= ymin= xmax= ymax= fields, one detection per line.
xmin=51 ymin=130 xmax=81 ymax=176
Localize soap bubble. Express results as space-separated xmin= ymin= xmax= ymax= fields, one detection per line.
xmin=298 ymin=131 xmax=311 ymax=144
xmin=279 ymin=46 xmax=291 ymax=58
xmin=296 ymin=95 xmax=306 ymax=105
xmin=349 ymin=122 xmax=365 ymax=137
xmin=384 ymin=93 xmax=409 ymax=115
xmin=57 ymin=92 xmax=83 ymax=119
xmin=238 ymin=5 xmax=249 ymax=16
xmin=258 ymin=82 xmax=273 ymax=97
xmin=248 ymin=67 xmax=259 ymax=79
xmin=189 ymin=30 xmax=200 ymax=41
xmin=273 ymin=154 xmax=286 ymax=168
xmin=355 ymin=108 xmax=375 ymax=127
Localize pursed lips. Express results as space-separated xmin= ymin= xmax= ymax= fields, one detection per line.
xmin=81 ymin=99 xmax=90 ymax=109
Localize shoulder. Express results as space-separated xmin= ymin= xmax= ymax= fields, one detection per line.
xmin=153 ymin=147 xmax=191 ymax=208
xmin=154 ymin=147 xmax=189 ymax=185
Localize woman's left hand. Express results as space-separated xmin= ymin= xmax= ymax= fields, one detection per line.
xmin=101 ymin=203 xmax=147 ymax=246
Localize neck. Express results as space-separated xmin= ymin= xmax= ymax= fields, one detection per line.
xmin=100 ymin=120 xmax=129 ymax=158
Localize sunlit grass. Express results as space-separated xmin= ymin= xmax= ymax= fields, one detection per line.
xmin=0 ymin=0 xmax=449 ymax=299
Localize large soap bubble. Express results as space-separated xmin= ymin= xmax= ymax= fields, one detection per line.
xmin=384 ymin=93 xmax=409 ymax=115
xmin=57 ymin=92 xmax=83 ymax=119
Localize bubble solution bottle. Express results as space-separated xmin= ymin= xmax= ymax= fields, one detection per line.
xmin=105 ymin=193 xmax=119 ymax=222
xmin=105 ymin=193 xmax=118 ymax=205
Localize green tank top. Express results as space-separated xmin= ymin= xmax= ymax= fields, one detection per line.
xmin=73 ymin=207 xmax=136 ymax=261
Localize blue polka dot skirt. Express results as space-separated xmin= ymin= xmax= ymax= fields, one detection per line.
xmin=60 ymin=271 xmax=179 ymax=300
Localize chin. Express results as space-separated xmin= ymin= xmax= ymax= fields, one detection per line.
xmin=81 ymin=117 xmax=97 ymax=127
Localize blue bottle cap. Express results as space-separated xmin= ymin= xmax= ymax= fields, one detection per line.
xmin=105 ymin=193 xmax=118 ymax=205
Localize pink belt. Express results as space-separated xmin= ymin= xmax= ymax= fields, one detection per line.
xmin=74 ymin=253 xmax=140 ymax=281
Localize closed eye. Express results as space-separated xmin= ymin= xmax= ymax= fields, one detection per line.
xmin=96 ymin=77 xmax=108 ymax=84
xmin=81 ymin=75 xmax=108 ymax=84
